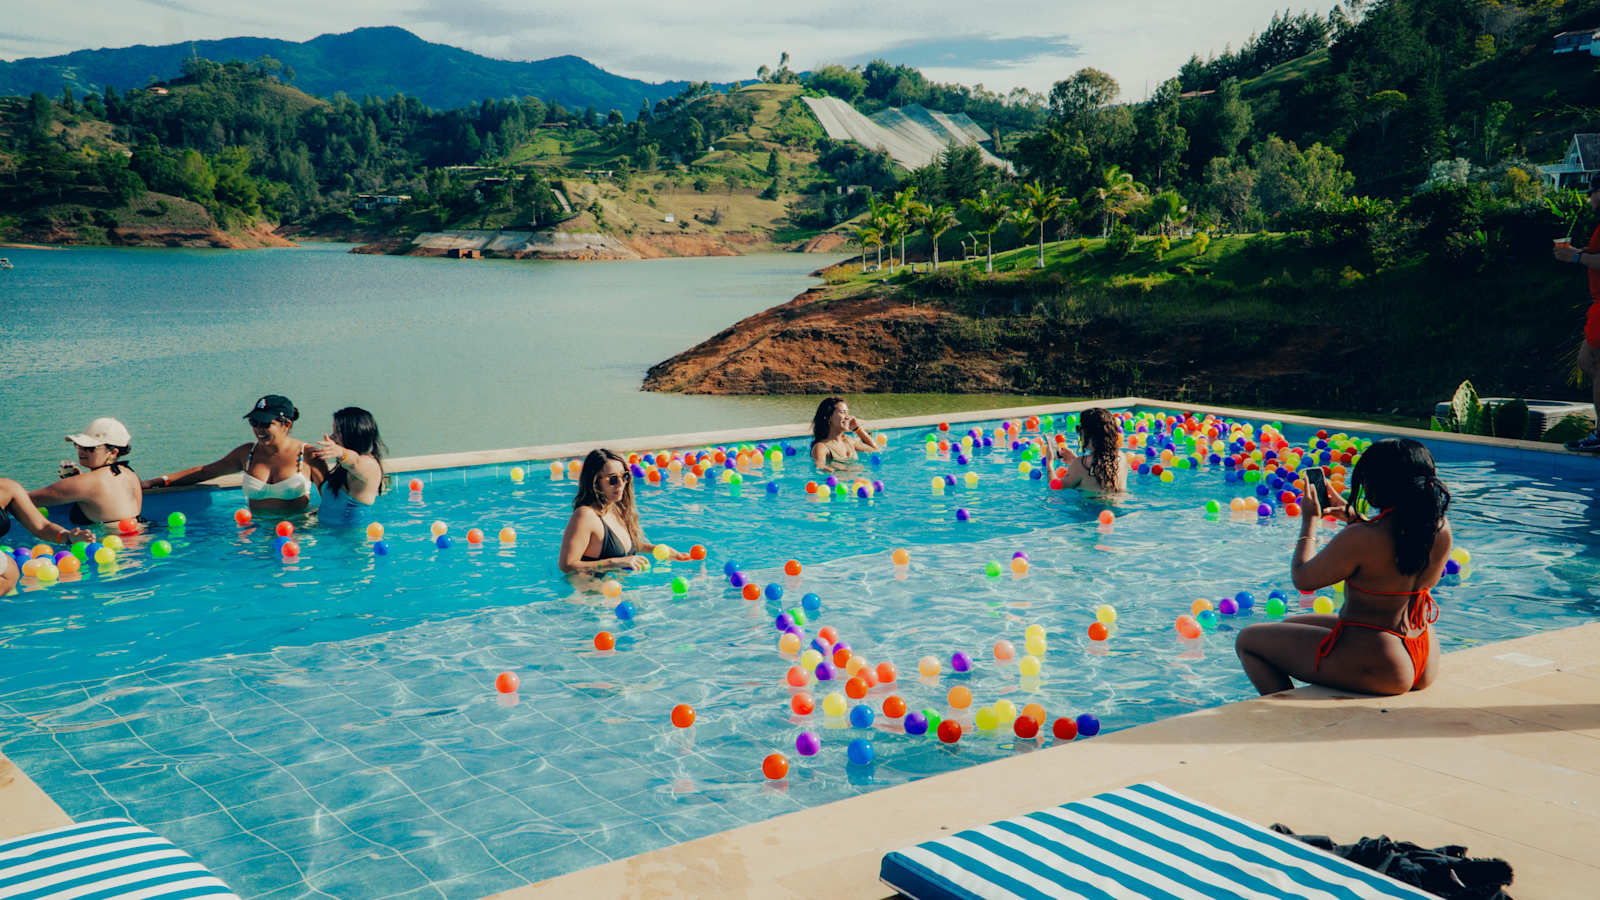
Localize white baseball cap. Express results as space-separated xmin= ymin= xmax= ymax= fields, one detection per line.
xmin=66 ymin=417 xmax=132 ymax=448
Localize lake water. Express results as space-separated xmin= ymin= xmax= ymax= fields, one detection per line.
xmin=0 ymin=244 xmax=1063 ymax=480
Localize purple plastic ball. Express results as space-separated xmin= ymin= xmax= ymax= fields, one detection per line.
xmin=796 ymin=731 xmax=821 ymax=756
xmin=729 ymin=571 xmax=747 ymax=588
xmin=1012 ymin=551 xmax=1030 ymax=561
xmin=1218 ymin=598 xmax=1239 ymax=615
xmin=775 ymin=613 xmax=794 ymax=631
xmin=903 ymin=712 xmax=929 ymax=735
xmin=951 ymin=651 xmax=972 ymax=672
xmin=956 ymin=508 xmax=971 ymax=521
xmin=814 ymin=662 xmax=836 ymax=681
xmin=1444 ymin=559 xmax=1461 ymax=575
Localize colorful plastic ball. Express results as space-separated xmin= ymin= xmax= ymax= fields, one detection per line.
xmin=280 ymin=541 xmax=301 ymax=559
xmin=882 ymin=695 xmax=907 ymax=718
xmin=614 ymin=601 xmax=635 ymax=621
xmin=891 ymin=548 xmax=910 ymax=566
xmin=1021 ymin=703 xmax=1046 ymax=725
xmin=779 ymin=632 xmax=802 ymax=654
xmin=993 ymin=640 xmax=1016 ymax=661
xmin=875 ymin=662 xmax=897 ymax=684
xmin=1218 ymin=598 xmax=1239 ymax=615
xmin=984 ymin=560 xmax=1002 ymax=578
xmin=594 ymin=631 xmax=616 ymax=650
xmin=435 ymin=535 xmax=452 ymax=550
xmin=670 ymin=576 xmax=690 ymax=596
xmin=975 ymin=707 xmax=999 ymax=731
xmin=993 ymin=699 xmax=1017 ymax=724
xmin=800 ymin=649 xmax=823 ymax=671
xmin=847 ymin=737 xmax=874 ymax=765
xmin=150 ymin=540 xmax=172 ymax=559
xmin=67 ymin=541 xmax=87 ymax=561
xmin=729 ymin=571 xmax=747 ymax=588
xmin=801 ymin=592 xmax=822 ymax=612
xmin=1010 ymin=556 xmax=1029 ymax=575
xmin=813 ymin=662 xmax=836 ymax=682
xmin=849 ymin=704 xmax=875 ymax=728
xmin=1175 ymin=615 xmax=1201 ymax=639
xmin=723 ymin=559 xmax=742 ymax=576
xmin=1013 ymin=715 xmax=1040 ymax=739
xmin=764 ymin=583 xmax=783 ymax=601
xmin=1024 ymin=633 xmax=1047 ymax=656
xmin=741 ymin=583 xmax=761 ymax=601
xmin=1234 ymin=591 xmax=1255 ymax=610
xmin=784 ymin=559 xmax=802 ymax=577
xmin=671 ymin=704 xmax=696 ymax=728
xmin=845 ymin=676 xmax=869 ymax=699
xmin=234 ymin=508 xmax=252 ymax=526
xmin=1087 ymin=622 xmax=1109 ymax=641
xmin=1204 ymin=500 xmax=1221 ymax=516
xmin=495 ymin=671 xmax=519 ymax=693
xmin=819 ymin=692 xmax=848 ymax=718
xmin=373 ymin=541 xmax=390 ymax=556
xmin=1444 ymin=559 xmax=1460 ymax=575
xmin=1097 ymin=510 xmax=1115 ymax=526
xmin=786 ymin=666 xmax=809 ymax=687
xmin=795 ymin=732 xmax=822 ymax=756
xmin=951 ymin=651 xmax=972 ymax=673
xmin=1095 ymin=604 xmax=1117 ymax=625
xmin=1265 ymin=597 xmax=1287 ymax=617
xmin=117 ymin=518 xmax=138 ymax=535
xmin=955 ymin=508 xmax=970 ymax=522
xmin=276 ymin=520 xmax=294 ymax=538
xmin=652 ymin=544 xmax=672 ymax=562
xmin=937 ymin=720 xmax=963 ymax=744
xmin=1018 ymin=655 xmax=1042 ymax=677
xmin=1196 ymin=609 xmax=1218 ymax=630
xmin=366 ymin=522 xmax=385 ymax=540
xmin=408 ymin=478 xmax=424 ymax=492
xmin=791 ymin=692 xmax=815 ymax=715
xmin=466 ymin=528 xmax=484 ymax=545
xmin=1052 ymin=717 xmax=1079 ymax=741
xmin=601 ymin=579 xmax=623 ymax=599
xmin=1075 ymin=714 xmax=1101 ymax=737
xmin=817 ymin=625 xmax=839 ymax=643
xmin=947 ymin=686 xmax=972 ymax=709
xmin=1191 ymin=598 xmax=1213 ymax=615
xmin=166 ymin=512 xmax=187 ymax=529
xmin=917 ymin=656 xmax=941 ymax=678
xmin=689 ymin=544 xmax=707 ymax=561
xmin=57 ymin=555 xmax=81 ymax=575
xmin=1313 ymin=595 xmax=1334 ymax=614
xmin=34 ymin=564 xmax=58 ymax=582
xmin=903 ymin=711 xmax=929 ymax=735
xmin=762 ymin=753 xmax=789 ymax=780
xmin=509 ymin=466 xmax=525 ymax=482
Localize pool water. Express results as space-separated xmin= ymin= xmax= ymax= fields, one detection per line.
xmin=2 ymin=407 xmax=1597 ymax=899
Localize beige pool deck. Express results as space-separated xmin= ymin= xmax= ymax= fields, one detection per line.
xmin=2 ymin=398 xmax=1597 ymax=898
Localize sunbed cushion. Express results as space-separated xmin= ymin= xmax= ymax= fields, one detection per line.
xmin=880 ymin=782 xmax=1440 ymax=899
xmin=0 ymin=818 xmax=238 ymax=899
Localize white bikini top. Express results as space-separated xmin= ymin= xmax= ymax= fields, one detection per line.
xmin=241 ymin=443 xmax=312 ymax=502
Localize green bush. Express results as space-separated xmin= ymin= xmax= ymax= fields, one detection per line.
xmin=1106 ymin=224 xmax=1136 ymax=259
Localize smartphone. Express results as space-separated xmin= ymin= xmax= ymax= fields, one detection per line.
xmin=1303 ymin=467 xmax=1332 ymax=508
xmin=57 ymin=460 xmax=78 ymax=479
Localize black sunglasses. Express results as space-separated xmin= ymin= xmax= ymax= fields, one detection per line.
xmin=601 ymin=473 xmax=629 ymax=486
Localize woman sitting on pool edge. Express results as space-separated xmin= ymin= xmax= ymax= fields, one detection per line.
xmin=1234 ymin=438 xmax=1450 ymax=696
xmin=28 ymin=417 xmax=144 ymax=526
xmin=559 ymin=449 xmax=692 ymax=574
xmin=143 ymin=395 xmax=321 ymax=513
xmin=1 ymin=478 xmax=95 ymax=593
xmin=1041 ymin=408 xmax=1127 ymax=493
xmin=810 ymin=397 xmax=883 ymax=468
xmin=311 ymin=407 xmax=386 ymax=525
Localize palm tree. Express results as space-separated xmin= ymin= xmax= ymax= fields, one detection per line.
xmin=1084 ymin=165 xmax=1146 ymax=237
xmin=892 ymin=187 xmax=919 ymax=272
xmin=961 ymin=189 xmax=1008 ymax=273
xmin=1012 ymin=181 xmax=1065 ymax=269
xmin=916 ymin=203 xmax=958 ymax=270
xmin=853 ymin=223 xmax=883 ymax=273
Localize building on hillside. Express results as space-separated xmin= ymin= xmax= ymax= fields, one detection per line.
xmin=1553 ymin=28 xmax=1600 ymax=55
xmin=1178 ymin=90 xmax=1214 ymax=100
xmin=1537 ymin=134 xmax=1600 ymax=189
xmin=147 ymin=85 xmax=170 ymax=96
xmin=352 ymin=193 xmax=411 ymax=211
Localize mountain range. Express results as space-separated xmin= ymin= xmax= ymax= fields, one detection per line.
xmin=0 ymin=26 xmax=723 ymax=113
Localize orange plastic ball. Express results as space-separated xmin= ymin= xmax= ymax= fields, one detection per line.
xmin=118 ymin=518 xmax=139 ymax=535
xmin=993 ymin=640 xmax=1016 ymax=660
xmin=495 ymin=671 xmax=519 ymax=693
xmin=594 ymin=631 xmax=616 ymax=650
xmin=832 ymin=646 xmax=852 ymax=667
xmin=845 ymin=677 xmax=868 ymax=699
xmin=1175 ymin=616 xmax=1201 ymax=640
xmin=689 ymin=544 xmax=707 ymax=560
xmin=791 ymin=692 xmax=815 ymax=715
xmin=1097 ymin=510 xmax=1114 ymax=526
xmin=670 ymin=704 xmax=696 ymax=728
xmin=280 ymin=541 xmax=300 ymax=559
xmin=784 ymin=559 xmax=802 ymax=576
xmin=817 ymin=625 xmax=839 ymax=644
xmin=947 ymin=686 xmax=972 ymax=709
xmin=408 ymin=478 xmax=424 ymax=492
xmin=762 ymin=753 xmax=789 ymax=780
xmin=882 ymin=695 xmax=907 ymax=718
xmin=234 ymin=508 xmax=252 ymax=526
xmin=1087 ymin=622 xmax=1109 ymax=641
xmin=891 ymin=548 xmax=910 ymax=566
xmin=466 ymin=528 xmax=484 ymax=545
xmin=741 ymin=583 xmax=761 ymax=601
xmin=57 ymin=556 xmax=80 ymax=575
xmin=778 ymin=632 xmax=801 ymax=654
xmin=1191 ymin=598 xmax=1213 ymax=615
xmin=1021 ymin=703 xmax=1046 ymax=725
xmin=275 ymin=520 xmax=294 ymax=538
xmin=1010 ymin=557 xmax=1029 ymax=575
xmin=786 ymin=666 xmax=808 ymax=687
xmin=875 ymin=662 xmax=897 ymax=683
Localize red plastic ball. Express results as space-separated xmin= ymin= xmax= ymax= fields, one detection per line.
xmin=670 ymin=704 xmax=695 ymax=728
xmin=118 ymin=518 xmax=139 ymax=535
xmin=1052 ymin=717 xmax=1079 ymax=741
xmin=1013 ymin=715 xmax=1040 ymax=739
xmin=762 ymin=753 xmax=789 ymax=780
xmin=233 ymin=508 xmax=252 ymax=526
xmin=494 ymin=671 xmax=519 ymax=693
xmin=791 ymin=693 xmax=814 ymax=715
xmin=280 ymin=541 xmax=300 ymax=559
xmin=1087 ymin=622 xmax=1109 ymax=641
xmin=689 ymin=544 xmax=707 ymax=560
xmin=275 ymin=520 xmax=294 ymax=538
xmin=593 ymin=631 xmax=616 ymax=650
xmin=937 ymin=719 xmax=963 ymax=743
xmin=408 ymin=478 xmax=423 ymax=492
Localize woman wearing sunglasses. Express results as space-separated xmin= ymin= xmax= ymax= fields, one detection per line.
xmin=559 ymin=448 xmax=691 ymax=574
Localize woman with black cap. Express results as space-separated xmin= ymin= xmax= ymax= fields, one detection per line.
xmin=143 ymin=394 xmax=322 ymax=513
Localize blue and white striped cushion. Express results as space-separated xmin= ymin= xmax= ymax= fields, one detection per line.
xmin=880 ymin=782 xmax=1440 ymax=900
xmin=0 ymin=818 xmax=238 ymax=900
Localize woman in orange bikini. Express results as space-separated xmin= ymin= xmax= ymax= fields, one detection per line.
xmin=1235 ymin=438 xmax=1451 ymax=695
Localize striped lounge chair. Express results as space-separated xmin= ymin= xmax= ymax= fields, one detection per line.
xmin=0 ymin=818 xmax=238 ymax=899
xmin=880 ymin=782 xmax=1439 ymax=899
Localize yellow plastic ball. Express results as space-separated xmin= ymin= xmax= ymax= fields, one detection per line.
xmin=801 ymin=649 xmax=823 ymax=671
xmin=601 ymin=579 xmax=622 ymax=599
xmin=778 ymin=633 xmax=801 ymax=654
xmin=101 ymin=535 xmax=124 ymax=551
xmin=930 ymin=476 xmax=945 ymax=492
xmin=1019 ymin=461 xmax=1033 ymax=475
xmin=1024 ymin=634 xmax=1047 ymax=656
xmin=365 ymin=522 xmax=385 ymax=540
xmin=35 ymin=564 xmax=58 ymax=583
xmin=993 ymin=699 xmax=1017 ymax=723
xmin=1023 ymin=624 xmax=1045 ymax=641
xmin=918 ymin=655 xmax=941 ymax=677
xmin=1450 ymin=547 xmax=1470 ymax=566
xmin=963 ymin=472 xmax=978 ymax=487
xmin=429 ymin=521 xmax=448 ymax=537
xmin=1313 ymin=595 xmax=1334 ymax=615
xmin=1333 ymin=580 xmax=1344 ymax=593
xmin=821 ymin=692 xmax=847 ymax=717
xmin=498 ymin=527 xmax=516 ymax=544
xmin=1160 ymin=470 xmax=1174 ymax=483
xmin=652 ymin=545 xmax=671 ymax=562
xmin=93 ymin=547 xmax=116 ymax=565
xmin=548 ymin=461 xmax=563 ymax=478
xmin=1018 ymin=655 xmax=1042 ymax=676
xmin=509 ymin=466 xmax=525 ymax=482
xmin=975 ymin=707 xmax=998 ymax=731
xmin=1095 ymin=604 xmax=1117 ymax=625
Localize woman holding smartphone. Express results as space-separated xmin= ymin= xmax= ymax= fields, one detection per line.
xmin=809 ymin=397 xmax=883 ymax=468
xmin=1041 ymin=407 xmax=1127 ymax=494
xmin=558 ymin=448 xmax=692 ymax=575
xmin=1234 ymin=438 xmax=1451 ymax=695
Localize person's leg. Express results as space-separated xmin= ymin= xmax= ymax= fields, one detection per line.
xmin=1235 ymin=621 xmax=1413 ymax=696
xmin=1570 ymin=339 xmax=1600 ymax=450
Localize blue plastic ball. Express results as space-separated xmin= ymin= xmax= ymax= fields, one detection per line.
xmin=436 ymin=535 xmax=453 ymax=549
xmin=1075 ymin=714 xmax=1101 ymax=737
xmin=943 ymin=474 xmax=956 ymax=486
xmin=801 ymin=592 xmax=821 ymax=611
xmin=1030 ymin=468 xmax=1043 ymax=480
xmin=810 ymin=637 xmax=832 ymax=655
xmin=373 ymin=541 xmax=389 ymax=556
xmin=783 ymin=444 xmax=796 ymax=457
xmin=723 ymin=559 xmax=741 ymax=576
xmin=903 ymin=711 xmax=928 ymax=735
xmin=765 ymin=583 xmax=784 ymax=601
xmin=1444 ymin=559 xmax=1460 ymax=575
xmin=857 ymin=486 xmax=870 ymax=498
xmin=956 ymin=454 xmax=969 ymax=465
xmin=849 ymin=705 xmax=874 ymax=728
xmin=869 ymin=453 xmax=882 ymax=467
xmin=615 ymin=601 xmax=635 ymax=621
xmin=847 ymin=737 xmax=874 ymax=765
xmin=766 ymin=483 xmax=779 ymax=495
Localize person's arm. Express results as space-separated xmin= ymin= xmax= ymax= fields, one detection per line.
xmin=1 ymin=479 xmax=93 ymax=544
xmin=1290 ymin=485 xmax=1360 ymax=592
xmin=636 ymin=534 xmax=692 ymax=562
xmin=1059 ymin=457 xmax=1087 ymax=489
xmin=28 ymin=473 xmax=92 ymax=507
xmin=558 ymin=509 xmax=647 ymax=574
xmin=847 ymin=418 xmax=882 ymax=451
xmin=142 ymin=445 xmax=248 ymax=490
xmin=1555 ymin=244 xmax=1600 ymax=268
xmin=810 ymin=442 xmax=830 ymax=468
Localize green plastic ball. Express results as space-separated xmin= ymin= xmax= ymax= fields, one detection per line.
xmin=670 ymin=576 xmax=689 ymax=595
xmin=151 ymin=540 xmax=173 ymax=559
xmin=790 ymin=608 xmax=807 ymax=626
xmin=921 ymin=709 xmax=942 ymax=731
xmin=984 ymin=561 xmax=1002 ymax=577
xmin=167 ymin=512 xmax=187 ymax=529
xmin=1204 ymin=500 xmax=1220 ymax=516
xmin=70 ymin=541 xmax=88 ymax=561
xmin=1266 ymin=597 xmax=1287 ymax=617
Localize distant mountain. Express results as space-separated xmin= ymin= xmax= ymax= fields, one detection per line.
xmin=0 ymin=26 xmax=721 ymax=113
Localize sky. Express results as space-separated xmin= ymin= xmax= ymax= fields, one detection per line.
xmin=2 ymin=1 xmax=1324 ymax=101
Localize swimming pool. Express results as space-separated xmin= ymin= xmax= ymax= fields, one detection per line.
xmin=2 ymin=403 xmax=1597 ymax=899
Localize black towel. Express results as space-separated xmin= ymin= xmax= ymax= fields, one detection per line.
xmin=1270 ymin=824 xmax=1514 ymax=900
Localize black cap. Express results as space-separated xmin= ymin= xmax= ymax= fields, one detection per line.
xmin=244 ymin=395 xmax=298 ymax=425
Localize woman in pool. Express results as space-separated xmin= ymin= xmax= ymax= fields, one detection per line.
xmin=27 ymin=417 xmax=143 ymax=525
xmin=559 ymin=449 xmax=691 ymax=574
xmin=1234 ymin=438 xmax=1451 ymax=696
xmin=143 ymin=395 xmax=321 ymax=513
xmin=1 ymin=478 xmax=95 ymax=593
xmin=809 ymin=397 xmax=883 ymax=468
xmin=1042 ymin=407 xmax=1127 ymax=493
xmin=311 ymin=407 xmax=386 ymax=525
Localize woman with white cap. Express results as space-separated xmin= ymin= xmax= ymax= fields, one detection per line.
xmin=28 ymin=417 xmax=144 ymax=525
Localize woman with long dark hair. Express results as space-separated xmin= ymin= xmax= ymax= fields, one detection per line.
xmin=312 ymin=407 xmax=386 ymax=525
xmin=558 ymin=449 xmax=691 ymax=574
xmin=1043 ymin=408 xmax=1127 ymax=493
xmin=1235 ymin=438 xmax=1452 ymax=695
xmin=809 ymin=397 xmax=882 ymax=468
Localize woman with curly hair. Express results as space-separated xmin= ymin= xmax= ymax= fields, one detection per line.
xmin=1043 ymin=407 xmax=1127 ymax=493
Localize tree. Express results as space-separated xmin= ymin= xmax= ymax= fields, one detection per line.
xmin=1048 ymin=68 xmax=1119 ymax=126
xmin=961 ymin=189 xmax=1007 ymax=272
xmin=1011 ymin=181 xmax=1066 ymax=268
xmin=891 ymin=188 xmax=919 ymax=271
xmin=1203 ymin=155 xmax=1256 ymax=230
xmin=853 ymin=222 xmax=883 ymax=272
xmin=1251 ymin=137 xmax=1352 ymax=218
xmin=807 ymin=64 xmax=866 ymax=102
xmin=916 ymin=203 xmax=958 ymax=269
xmin=1082 ymin=165 xmax=1145 ymax=237
xmin=1135 ymin=79 xmax=1188 ymax=187
xmin=766 ymin=150 xmax=781 ymax=177
xmin=26 ymin=92 xmax=52 ymax=136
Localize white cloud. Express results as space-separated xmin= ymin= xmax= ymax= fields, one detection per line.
xmin=6 ymin=0 xmax=1321 ymax=97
